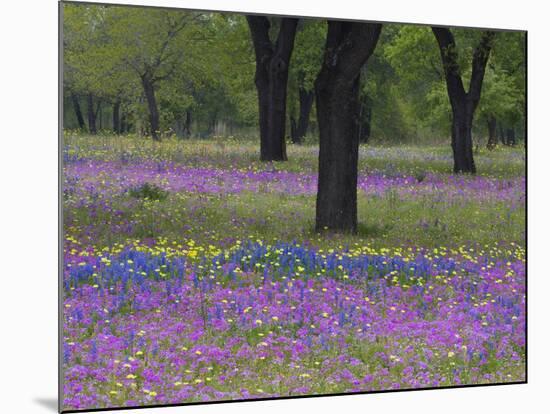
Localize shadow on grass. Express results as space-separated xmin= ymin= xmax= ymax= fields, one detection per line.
xmin=306 ymin=221 xmax=393 ymax=241
xmin=357 ymin=222 xmax=393 ymax=238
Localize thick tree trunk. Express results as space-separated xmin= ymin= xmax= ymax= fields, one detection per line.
xmin=71 ymin=93 xmax=85 ymax=130
xmin=316 ymin=76 xmax=362 ymax=233
xmin=112 ymin=100 xmax=121 ymax=134
xmin=315 ymin=21 xmax=382 ymax=234
xmin=486 ymin=115 xmax=497 ymax=150
xmin=247 ymin=16 xmax=299 ymax=161
xmin=87 ymin=93 xmax=97 ymax=135
xmin=141 ymin=75 xmax=160 ymax=141
xmin=450 ymin=102 xmax=476 ymax=173
xmin=256 ymin=78 xmax=287 ymax=159
xmin=432 ymin=28 xmax=495 ymax=174
xmin=290 ymin=88 xmax=314 ymax=144
xmin=255 ymin=42 xmax=293 ymax=159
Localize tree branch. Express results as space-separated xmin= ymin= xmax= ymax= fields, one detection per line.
xmin=468 ymin=30 xmax=496 ymax=105
xmin=274 ymin=18 xmax=299 ymax=63
xmin=321 ymin=21 xmax=382 ymax=84
xmin=246 ymin=15 xmax=274 ymax=67
xmin=432 ymin=27 xmax=467 ymax=105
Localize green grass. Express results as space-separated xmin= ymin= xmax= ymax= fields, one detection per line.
xmin=64 ymin=133 xmax=526 ymax=178
xmin=67 ymin=189 xmax=525 ymax=251
xmin=64 ymin=134 xmax=525 ymax=251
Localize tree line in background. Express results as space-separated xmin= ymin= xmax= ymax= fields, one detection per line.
xmin=63 ymin=3 xmax=526 ymax=233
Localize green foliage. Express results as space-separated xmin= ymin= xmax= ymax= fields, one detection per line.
xmin=63 ymin=3 xmax=525 ymax=144
xmin=360 ymin=26 xmax=412 ymax=142
xmin=478 ymin=32 xmax=526 ymax=130
xmin=212 ymin=14 xmax=259 ymax=127
xmin=478 ymin=67 xmax=522 ymax=121
xmin=290 ymin=21 xmax=327 ymax=91
xmin=384 ymin=26 xmax=525 ymax=144
xmin=286 ymin=20 xmax=326 ymax=137
xmin=383 ymin=25 xmax=448 ymax=138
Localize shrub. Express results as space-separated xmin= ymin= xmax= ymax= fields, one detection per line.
xmin=128 ymin=183 xmax=168 ymax=201
xmin=414 ymin=170 xmax=427 ymax=183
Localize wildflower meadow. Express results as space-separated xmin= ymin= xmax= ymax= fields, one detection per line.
xmin=62 ymin=136 xmax=525 ymax=410
xmin=61 ymin=3 xmax=525 ymax=411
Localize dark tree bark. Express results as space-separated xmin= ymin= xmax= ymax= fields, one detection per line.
xmin=506 ymin=128 xmax=516 ymax=146
xmin=432 ymin=28 xmax=496 ymax=173
xmin=290 ymin=118 xmax=299 ymax=144
xmin=112 ymin=99 xmax=121 ymax=134
xmin=120 ymin=112 xmax=127 ymax=134
xmin=486 ymin=115 xmax=497 ymax=150
xmin=247 ymin=16 xmax=299 ymax=161
xmin=71 ymin=93 xmax=85 ymax=130
xmin=315 ymin=21 xmax=382 ymax=234
xmin=209 ymin=110 xmax=218 ymax=136
xmin=498 ymin=122 xmax=506 ymax=145
xmin=183 ymin=109 xmax=192 ymax=138
xmin=141 ymin=74 xmax=161 ymax=141
xmin=86 ymin=93 xmax=98 ymax=135
xmin=290 ymin=88 xmax=314 ymax=144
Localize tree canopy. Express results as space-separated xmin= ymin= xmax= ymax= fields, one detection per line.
xmin=63 ymin=3 xmax=525 ymax=148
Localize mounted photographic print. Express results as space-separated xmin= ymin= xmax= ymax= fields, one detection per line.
xmin=60 ymin=1 xmax=526 ymax=411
